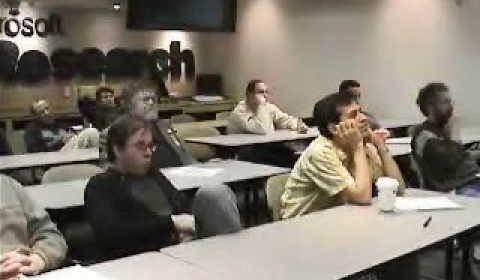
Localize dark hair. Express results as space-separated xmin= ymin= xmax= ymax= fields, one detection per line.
xmin=245 ymin=79 xmax=264 ymax=96
xmin=339 ymin=80 xmax=360 ymax=93
xmin=95 ymin=86 xmax=115 ymax=102
xmin=107 ymin=115 xmax=150 ymax=162
xmin=313 ymin=93 xmax=357 ymax=139
xmin=77 ymin=96 xmax=96 ymax=124
xmin=416 ymin=82 xmax=449 ymax=116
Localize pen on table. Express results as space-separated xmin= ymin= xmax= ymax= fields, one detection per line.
xmin=423 ymin=216 xmax=432 ymax=228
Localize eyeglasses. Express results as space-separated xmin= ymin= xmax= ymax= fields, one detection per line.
xmin=133 ymin=141 xmax=157 ymax=152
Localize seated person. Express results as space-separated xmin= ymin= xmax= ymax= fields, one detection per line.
xmin=0 ymin=128 xmax=12 ymax=155
xmin=99 ymin=82 xmax=195 ymax=168
xmin=24 ymin=100 xmax=73 ymax=153
xmin=228 ymin=79 xmax=308 ymax=135
xmin=338 ymin=79 xmax=384 ymax=132
xmin=85 ymin=115 xmax=242 ymax=259
xmin=412 ymin=82 xmax=480 ymax=194
xmin=0 ymin=175 xmax=67 ymax=279
xmin=281 ymin=92 xmax=405 ymax=218
xmin=280 ymin=93 xmax=416 ymax=280
xmin=95 ymin=86 xmax=119 ymax=131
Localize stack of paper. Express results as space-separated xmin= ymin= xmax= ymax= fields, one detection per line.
xmin=395 ymin=196 xmax=462 ymax=211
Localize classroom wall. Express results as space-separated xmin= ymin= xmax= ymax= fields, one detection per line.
xmin=200 ymin=0 xmax=480 ymax=126
xmin=2 ymin=0 xmax=480 ymax=126
xmin=0 ymin=4 xmax=208 ymax=116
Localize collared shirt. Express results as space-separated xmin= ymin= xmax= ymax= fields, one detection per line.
xmin=227 ymin=100 xmax=299 ymax=134
xmin=280 ymin=136 xmax=383 ymax=219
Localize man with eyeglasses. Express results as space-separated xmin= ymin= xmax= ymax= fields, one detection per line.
xmin=86 ymin=115 xmax=242 ymax=259
xmin=99 ymin=82 xmax=195 ymax=168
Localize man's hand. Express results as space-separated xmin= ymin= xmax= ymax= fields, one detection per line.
xmin=247 ymin=93 xmax=267 ymax=113
xmin=335 ymin=120 xmax=363 ymax=153
xmin=0 ymin=251 xmax=46 ymax=278
xmin=19 ymin=254 xmax=45 ymax=276
xmin=297 ymin=119 xmax=309 ymax=134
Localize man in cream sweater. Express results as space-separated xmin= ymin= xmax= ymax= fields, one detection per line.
xmin=228 ymin=79 xmax=308 ymax=135
xmin=227 ymin=80 xmax=308 ymax=167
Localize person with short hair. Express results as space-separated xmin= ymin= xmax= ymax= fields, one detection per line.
xmin=95 ymin=86 xmax=119 ymax=131
xmin=0 ymin=175 xmax=67 ymax=279
xmin=99 ymin=82 xmax=195 ymax=168
xmin=228 ymin=79 xmax=308 ymax=135
xmin=412 ymin=82 xmax=480 ymax=194
xmin=280 ymin=93 xmax=416 ymax=280
xmin=338 ymin=79 xmax=382 ymax=131
xmin=24 ymin=100 xmax=72 ymax=153
xmin=281 ymin=93 xmax=405 ymax=218
xmin=85 ymin=115 xmax=242 ymax=259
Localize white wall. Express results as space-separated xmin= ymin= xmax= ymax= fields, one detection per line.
xmin=200 ymin=0 xmax=480 ymax=126
xmin=2 ymin=0 xmax=480 ymax=125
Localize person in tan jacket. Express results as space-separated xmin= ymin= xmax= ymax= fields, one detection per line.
xmin=0 ymin=175 xmax=67 ymax=279
xmin=228 ymin=79 xmax=308 ymax=135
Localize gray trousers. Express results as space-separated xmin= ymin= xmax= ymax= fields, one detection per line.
xmin=192 ymin=184 xmax=242 ymax=239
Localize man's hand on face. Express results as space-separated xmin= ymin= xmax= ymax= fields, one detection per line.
xmin=335 ymin=120 xmax=363 ymax=153
xmin=247 ymin=93 xmax=267 ymax=112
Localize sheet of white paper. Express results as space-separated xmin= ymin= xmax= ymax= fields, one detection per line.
xmin=29 ymin=265 xmax=112 ymax=280
xmin=167 ymin=166 xmax=223 ymax=177
xmin=395 ymin=196 xmax=462 ymax=211
xmin=386 ymin=137 xmax=412 ymax=144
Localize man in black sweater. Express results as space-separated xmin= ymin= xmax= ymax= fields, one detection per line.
xmin=85 ymin=115 xmax=242 ymax=259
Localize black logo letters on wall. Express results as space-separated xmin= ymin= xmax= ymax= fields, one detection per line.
xmin=0 ymin=14 xmax=63 ymax=38
xmin=0 ymin=40 xmax=195 ymax=83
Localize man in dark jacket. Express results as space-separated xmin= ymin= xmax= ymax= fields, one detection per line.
xmin=24 ymin=100 xmax=72 ymax=153
xmin=412 ymin=82 xmax=480 ymax=194
xmin=85 ymin=115 xmax=241 ymax=259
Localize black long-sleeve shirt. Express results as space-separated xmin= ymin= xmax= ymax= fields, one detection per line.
xmin=24 ymin=120 xmax=65 ymax=153
xmin=84 ymin=168 xmax=188 ymax=259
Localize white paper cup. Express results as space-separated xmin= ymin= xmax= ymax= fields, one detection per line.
xmin=376 ymin=177 xmax=399 ymax=212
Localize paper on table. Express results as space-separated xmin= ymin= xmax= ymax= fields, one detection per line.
xmin=386 ymin=137 xmax=412 ymax=144
xmin=395 ymin=196 xmax=462 ymax=211
xmin=29 ymin=265 xmax=112 ymax=280
xmin=167 ymin=166 xmax=223 ymax=177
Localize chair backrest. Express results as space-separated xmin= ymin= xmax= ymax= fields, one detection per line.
xmin=42 ymin=164 xmax=103 ymax=184
xmin=175 ymin=125 xmax=221 ymax=161
xmin=265 ymin=174 xmax=290 ymax=221
xmin=170 ymin=114 xmax=196 ymax=124
xmin=216 ymin=111 xmax=231 ymax=120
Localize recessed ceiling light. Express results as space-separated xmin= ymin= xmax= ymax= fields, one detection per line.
xmin=113 ymin=2 xmax=121 ymax=11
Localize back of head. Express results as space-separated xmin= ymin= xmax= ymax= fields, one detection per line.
xmin=339 ymin=80 xmax=360 ymax=93
xmin=416 ymin=82 xmax=449 ymax=117
xmin=313 ymin=93 xmax=356 ymax=138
